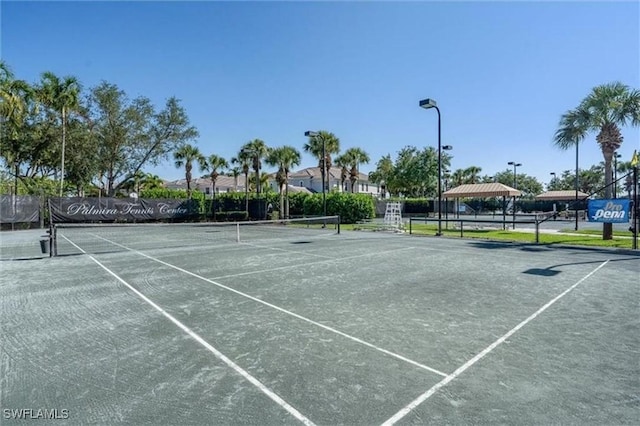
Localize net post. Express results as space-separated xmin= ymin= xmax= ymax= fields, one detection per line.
xmin=409 ymin=217 xmax=412 ymax=235
xmin=51 ymin=225 xmax=58 ymax=257
xmin=535 ymin=219 xmax=540 ymax=244
xmin=48 ymin=198 xmax=56 ymax=257
xmin=236 ymin=222 xmax=240 ymax=243
xmin=337 ymin=215 xmax=341 ymax=234
xmin=48 ymin=227 xmax=53 ymax=258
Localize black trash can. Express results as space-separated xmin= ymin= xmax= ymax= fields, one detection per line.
xmin=40 ymin=237 xmax=49 ymax=254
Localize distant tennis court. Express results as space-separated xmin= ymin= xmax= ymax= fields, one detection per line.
xmin=1 ymin=223 xmax=638 ymax=424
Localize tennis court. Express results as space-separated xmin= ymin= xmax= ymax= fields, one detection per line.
xmin=1 ymin=221 xmax=638 ymax=424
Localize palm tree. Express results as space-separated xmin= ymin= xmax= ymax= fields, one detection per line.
xmin=232 ymin=153 xmax=252 ymax=212
xmin=616 ymin=161 xmax=634 ymax=199
xmin=204 ymin=154 xmax=229 ymax=219
xmin=139 ymin=173 xmax=164 ymax=192
xmin=174 ymin=144 xmax=207 ymax=199
xmin=228 ymin=166 xmax=241 ymax=192
xmin=451 ymin=169 xmax=466 ymax=187
xmin=464 ymin=166 xmax=482 ymax=184
xmin=342 ymin=147 xmax=370 ymax=193
xmin=266 ymin=145 xmax=301 ymax=219
xmin=554 ymin=82 xmax=640 ymax=239
xmin=242 ymin=139 xmax=269 ymax=191
xmin=368 ymin=154 xmax=394 ymax=197
xmin=249 ymin=171 xmax=271 ymax=193
xmin=39 ymin=72 xmax=81 ymax=197
xmin=120 ymin=172 xmax=164 ymax=195
xmin=241 ymin=139 xmax=269 ymax=218
xmin=0 ymin=61 xmax=31 ymax=129
xmin=334 ymin=154 xmax=350 ymax=192
xmin=303 ymin=131 xmax=340 ymax=193
xmin=121 ymin=170 xmax=145 ymax=194
xmin=0 ymin=61 xmax=33 ymax=198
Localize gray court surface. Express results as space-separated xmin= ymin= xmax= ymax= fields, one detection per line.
xmin=1 ymin=229 xmax=638 ymax=425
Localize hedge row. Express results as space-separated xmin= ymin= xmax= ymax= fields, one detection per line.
xmin=138 ymin=189 xmax=376 ymax=224
xmin=303 ymin=193 xmax=376 ymax=223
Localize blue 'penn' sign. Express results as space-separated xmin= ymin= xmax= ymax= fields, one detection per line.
xmin=588 ymin=199 xmax=630 ymax=223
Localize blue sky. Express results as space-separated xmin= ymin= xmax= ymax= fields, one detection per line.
xmin=2 ymin=1 xmax=639 ymax=185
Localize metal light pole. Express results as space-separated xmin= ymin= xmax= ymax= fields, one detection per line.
xmin=443 ymin=169 xmax=450 ymax=227
xmin=304 ymin=131 xmax=326 ymax=217
xmin=508 ymin=161 xmax=521 ymax=229
xmin=614 ymin=152 xmax=621 ymax=198
xmin=419 ymin=98 xmax=446 ymax=236
xmin=575 ymin=142 xmax=579 ymax=231
xmin=549 ymin=172 xmax=556 ymax=216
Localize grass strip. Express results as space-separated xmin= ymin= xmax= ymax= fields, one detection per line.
xmin=342 ymin=223 xmax=635 ymax=249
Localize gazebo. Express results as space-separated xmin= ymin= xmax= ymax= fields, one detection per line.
xmin=443 ymin=183 xmax=521 ymax=198
xmin=534 ymin=190 xmax=590 ymax=222
xmin=534 ymin=190 xmax=589 ymax=200
xmin=443 ymin=183 xmax=522 ymax=228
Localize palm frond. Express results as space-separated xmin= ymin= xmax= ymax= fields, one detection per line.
xmin=553 ymin=108 xmax=588 ymax=150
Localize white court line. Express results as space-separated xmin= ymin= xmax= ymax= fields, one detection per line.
xmin=211 ymin=246 xmax=416 ymax=280
xmin=87 ymin=234 xmax=448 ymax=377
xmin=381 ymin=259 xmax=610 ymax=425
xmin=58 ymin=234 xmax=315 ymax=425
xmin=239 ymin=241 xmax=335 ymax=259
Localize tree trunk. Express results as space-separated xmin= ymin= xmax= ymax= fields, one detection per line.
xmin=212 ymin=181 xmax=216 ymax=221
xmin=186 ymin=168 xmax=192 ymax=199
xmin=602 ymin=155 xmax=613 ymax=240
xmin=244 ymin=172 xmax=249 ymax=212
xmin=285 ymin=177 xmax=290 ymax=219
xmin=60 ymin=107 xmax=66 ymax=197
xmin=13 ymin=162 xmax=19 ymax=197
xmin=279 ymin=183 xmax=284 ymax=220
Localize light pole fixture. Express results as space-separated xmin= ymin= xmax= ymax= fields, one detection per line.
xmin=419 ymin=98 xmax=446 ymax=236
xmin=304 ymin=130 xmax=326 ymax=217
xmin=549 ymin=172 xmax=557 ymax=216
xmin=507 ymin=161 xmax=522 ymax=229
xmin=443 ymin=169 xmax=451 ymax=191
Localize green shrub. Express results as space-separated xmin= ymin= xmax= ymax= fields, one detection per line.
xmin=287 ymin=192 xmax=309 ymax=216
xmin=215 ymin=211 xmax=248 ymax=221
xmin=403 ymin=198 xmax=431 ymax=214
xmin=303 ymin=193 xmax=375 ymax=224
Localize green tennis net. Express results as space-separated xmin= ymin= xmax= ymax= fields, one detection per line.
xmin=53 ymin=216 xmax=340 ymax=256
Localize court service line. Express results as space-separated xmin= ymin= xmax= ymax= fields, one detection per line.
xmin=239 ymin=241 xmax=335 ymax=259
xmin=58 ymin=234 xmax=315 ymax=426
xmin=381 ymin=259 xmax=610 ymax=425
xmin=210 ymin=246 xmax=416 ymax=281
xmin=88 ymin=234 xmax=447 ymax=377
